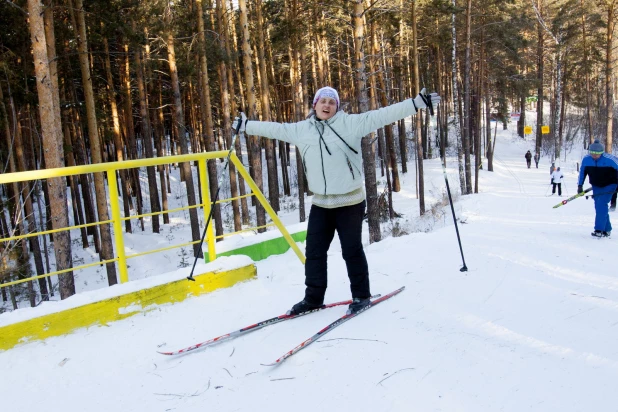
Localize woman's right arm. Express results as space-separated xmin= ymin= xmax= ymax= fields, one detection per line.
xmin=246 ymin=121 xmax=302 ymax=145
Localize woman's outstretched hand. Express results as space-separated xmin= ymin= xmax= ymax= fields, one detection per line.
xmin=232 ymin=112 xmax=247 ymax=133
xmin=413 ymin=88 xmax=441 ymax=112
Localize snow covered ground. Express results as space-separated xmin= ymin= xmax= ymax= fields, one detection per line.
xmin=2 ymin=120 xmax=618 ymax=412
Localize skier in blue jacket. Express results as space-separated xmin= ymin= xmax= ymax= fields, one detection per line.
xmin=577 ymin=139 xmax=618 ymax=237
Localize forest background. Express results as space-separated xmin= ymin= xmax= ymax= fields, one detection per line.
xmin=1 ymin=0 xmax=617 ymax=308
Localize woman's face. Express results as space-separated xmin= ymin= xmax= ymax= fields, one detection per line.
xmin=314 ymin=97 xmax=337 ymax=120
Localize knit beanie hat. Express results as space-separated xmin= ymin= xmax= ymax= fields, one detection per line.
xmin=589 ymin=139 xmax=604 ymax=154
xmin=312 ymin=86 xmax=340 ymax=110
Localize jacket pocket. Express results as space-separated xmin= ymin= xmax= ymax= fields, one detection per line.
xmin=301 ymin=146 xmax=310 ymax=175
xmin=345 ymin=155 xmax=355 ymax=179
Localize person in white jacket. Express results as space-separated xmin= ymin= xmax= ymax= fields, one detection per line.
xmin=233 ymin=86 xmax=440 ymax=315
xmin=551 ymin=167 xmax=564 ymax=196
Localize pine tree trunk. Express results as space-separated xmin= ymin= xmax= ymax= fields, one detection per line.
xmin=215 ymin=0 xmax=242 ymax=232
xmin=15 ymin=115 xmax=49 ymax=300
xmin=68 ymin=103 xmax=100 ymax=249
xmin=121 ymin=41 xmax=143 ymax=229
xmin=372 ymin=23 xmax=400 ymax=192
xmin=398 ymin=0 xmax=408 ymax=174
xmin=196 ymin=0 xmax=223 ymax=237
xmin=352 ymin=0 xmax=380 ymax=242
xmin=27 ymin=0 xmax=75 ymax=298
xmin=165 ymin=29 xmax=202 ymax=256
xmin=412 ymin=0 xmax=425 ymax=214
xmin=103 ymin=35 xmax=132 ymax=234
xmin=1 ymin=88 xmax=49 ymax=301
xmin=155 ymin=75 xmax=169 ymax=224
xmin=606 ymin=2 xmax=616 ymax=152
xmin=485 ymin=72 xmax=493 ymax=171
xmin=475 ymin=37 xmax=484 ymax=192
xmin=286 ymin=0 xmax=306 ymax=222
xmin=451 ymin=0 xmax=466 ymax=194
xmin=255 ymin=0 xmax=280 ymax=212
xmin=581 ymin=0 xmax=594 ymax=146
xmin=463 ymin=0 xmax=473 ymax=194
xmin=70 ymin=0 xmax=117 ymax=285
xmin=238 ymin=0 xmax=267 ymax=232
xmin=535 ymin=0 xmax=544 ymax=160
xmin=219 ymin=2 xmax=250 ymax=226
xmin=134 ymin=45 xmax=161 ymax=233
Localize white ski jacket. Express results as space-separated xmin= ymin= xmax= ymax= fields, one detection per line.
xmin=551 ymin=170 xmax=564 ymax=184
xmin=246 ymin=99 xmax=417 ymax=195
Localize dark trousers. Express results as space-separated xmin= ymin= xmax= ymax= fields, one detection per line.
xmin=526 ymin=159 xmax=531 ymax=168
xmin=612 ymin=192 xmax=617 ymax=207
xmin=304 ymin=200 xmax=370 ymax=304
xmin=552 ymin=183 xmax=562 ymax=196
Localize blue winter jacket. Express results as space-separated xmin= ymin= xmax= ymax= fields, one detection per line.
xmin=578 ymin=153 xmax=618 ymax=188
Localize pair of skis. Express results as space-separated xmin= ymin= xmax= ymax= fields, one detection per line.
xmin=158 ymin=286 xmax=404 ymax=365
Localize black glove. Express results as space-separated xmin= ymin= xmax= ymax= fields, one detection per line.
xmin=551 ymin=179 xmax=554 ymax=184
xmin=578 ymin=185 xmax=583 ymax=194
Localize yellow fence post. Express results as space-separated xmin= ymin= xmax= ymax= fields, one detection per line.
xmin=199 ymin=159 xmax=216 ymax=262
xmin=230 ymin=154 xmax=306 ymax=264
xmin=107 ymin=169 xmax=129 ymax=283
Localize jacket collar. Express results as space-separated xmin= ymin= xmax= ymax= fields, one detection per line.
xmin=309 ymin=110 xmax=343 ymax=126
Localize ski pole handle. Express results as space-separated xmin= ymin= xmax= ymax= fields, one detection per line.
xmin=234 ymin=112 xmax=242 ymax=135
xmin=420 ymin=90 xmax=434 ymax=116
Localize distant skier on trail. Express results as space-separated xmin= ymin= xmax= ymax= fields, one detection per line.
xmin=233 ymin=86 xmax=440 ymax=314
xmin=534 ymin=152 xmax=540 ymax=168
xmin=525 ymin=150 xmax=532 ymax=168
xmin=550 ymin=167 xmax=563 ymax=196
xmin=577 ymin=139 xmax=618 ymax=238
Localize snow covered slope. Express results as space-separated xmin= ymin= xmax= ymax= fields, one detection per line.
xmin=1 ymin=127 xmax=617 ymax=412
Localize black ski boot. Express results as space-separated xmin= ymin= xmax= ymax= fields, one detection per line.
xmin=603 ymin=231 xmax=611 ymax=237
xmin=610 ymin=203 xmax=616 ymax=212
xmin=287 ymin=299 xmax=323 ymax=316
xmin=347 ymin=297 xmax=371 ymax=314
xmin=591 ymin=230 xmax=604 ymax=238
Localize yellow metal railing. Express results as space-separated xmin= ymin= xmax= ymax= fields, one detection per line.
xmin=0 ymin=151 xmax=305 ymax=289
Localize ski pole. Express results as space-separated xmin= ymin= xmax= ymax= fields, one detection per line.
xmin=187 ymin=117 xmax=243 ymax=281
xmin=431 ymin=102 xmax=468 ymax=272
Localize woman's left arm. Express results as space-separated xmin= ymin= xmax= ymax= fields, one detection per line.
xmin=346 ymin=99 xmax=417 ymax=138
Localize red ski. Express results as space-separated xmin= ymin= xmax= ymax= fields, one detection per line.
xmin=158 ymin=294 xmax=381 ymax=356
xmin=262 ymin=286 xmax=405 ymax=366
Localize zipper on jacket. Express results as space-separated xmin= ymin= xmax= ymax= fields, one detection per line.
xmin=318 ymin=137 xmax=327 ymax=194
xmin=314 ymin=121 xmax=331 ymax=194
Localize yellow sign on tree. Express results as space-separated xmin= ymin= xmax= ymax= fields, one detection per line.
xmin=541 ymin=125 xmax=550 ymax=134
xmin=524 ymin=126 xmax=533 ymax=135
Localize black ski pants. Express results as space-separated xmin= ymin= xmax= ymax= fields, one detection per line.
xmin=552 ymin=183 xmax=562 ymax=196
xmin=303 ymin=200 xmax=370 ymax=305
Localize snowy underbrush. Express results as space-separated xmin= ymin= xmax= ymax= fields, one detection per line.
xmin=381 ymin=183 xmax=462 ymax=239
